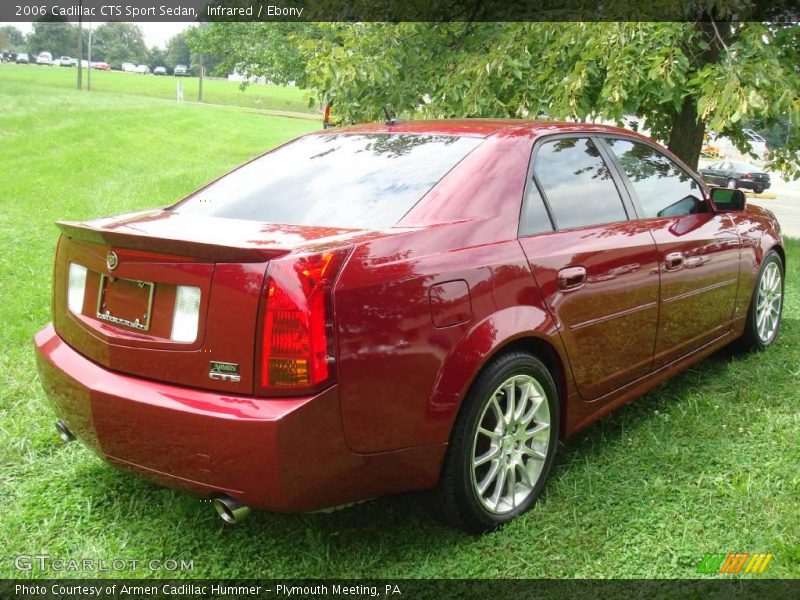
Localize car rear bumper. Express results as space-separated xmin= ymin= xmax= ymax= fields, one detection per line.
xmin=34 ymin=324 xmax=445 ymax=512
xmin=738 ymin=179 xmax=771 ymax=191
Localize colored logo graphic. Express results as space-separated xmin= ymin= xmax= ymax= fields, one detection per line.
xmin=697 ymin=552 xmax=773 ymax=574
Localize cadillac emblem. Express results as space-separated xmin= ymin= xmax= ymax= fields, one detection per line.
xmin=106 ymin=251 xmax=119 ymax=271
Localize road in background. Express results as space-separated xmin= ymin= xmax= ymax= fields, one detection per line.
xmin=748 ymin=175 xmax=800 ymax=238
xmin=698 ymin=158 xmax=799 ymax=238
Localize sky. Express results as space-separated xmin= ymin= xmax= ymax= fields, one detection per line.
xmin=13 ymin=22 xmax=191 ymax=48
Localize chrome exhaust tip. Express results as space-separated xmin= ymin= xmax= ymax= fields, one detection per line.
xmin=56 ymin=419 xmax=75 ymax=443
xmin=213 ymin=495 xmax=251 ymax=525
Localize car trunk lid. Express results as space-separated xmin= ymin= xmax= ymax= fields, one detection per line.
xmin=52 ymin=209 xmax=368 ymax=393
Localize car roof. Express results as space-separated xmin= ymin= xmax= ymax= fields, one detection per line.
xmin=328 ymin=119 xmax=654 ymax=141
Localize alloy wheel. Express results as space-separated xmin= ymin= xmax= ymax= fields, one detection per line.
xmin=470 ymin=375 xmax=551 ymax=515
xmin=756 ymin=261 xmax=782 ymax=344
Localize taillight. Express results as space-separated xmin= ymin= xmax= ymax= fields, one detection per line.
xmin=743 ymin=173 xmax=751 ymax=179
xmin=170 ymin=285 xmax=201 ymax=343
xmin=259 ymin=248 xmax=350 ymax=392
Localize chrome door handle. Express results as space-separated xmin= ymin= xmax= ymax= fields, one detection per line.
xmin=665 ymin=252 xmax=685 ymax=271
xmin=557 ymin=266 xmax=587 ymax=290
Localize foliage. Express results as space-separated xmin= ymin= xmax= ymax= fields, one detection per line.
xmin=165 ymin=30 xmax=193 ymax=71
xmin=91 ymin=22 xmax=147 ymax=68
xmin=1 ymin=71 xmax=799 ymax=578
xmin=25 ymin=18 xmax=78 ymax=57
xmin=0 ymin=25 xmax=25 ymax=51
xmin=147 ymin=46 xmax=167 ymax=70
xmin=296 ymin=21 xmax=800 ymax=175
xmin=188 ymin=23 xmax=326 ymax=87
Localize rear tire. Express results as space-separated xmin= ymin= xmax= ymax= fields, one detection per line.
xmin=431 ymin=351 xmax=559 ymax=534
xmin=754 ymin=186 xmax=764 ymax=194
xmin=739 ymin=251 xmax=784 ymax=351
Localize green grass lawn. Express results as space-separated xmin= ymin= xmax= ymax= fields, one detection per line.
xmin=0 ymin=63 xmax=317 ymax=115
xmin=0 ymin=71 xmax=798 ymax=580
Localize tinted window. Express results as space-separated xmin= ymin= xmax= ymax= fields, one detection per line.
xmin=174 ymin=133 xmax=483 ymax=229
xmin=520 ymin=183 xmax=554 ymax=236
xmin=604 ymin=139 xmax=704 ymax=218
xmin=534 ymin=138 xmax=627 ymax=230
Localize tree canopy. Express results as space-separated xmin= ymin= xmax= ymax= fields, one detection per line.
xmin=197 ymin=18 xmax=800 ymax=175
xmin=91 ymin=23 xmax=147 ymax=67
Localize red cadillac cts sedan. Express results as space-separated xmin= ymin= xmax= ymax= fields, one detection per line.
xmin=35 ymin=120 xmax=785 ymax=533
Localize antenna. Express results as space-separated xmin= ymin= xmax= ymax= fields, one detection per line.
xmin=383 ymin=105 xmax=405 ymax=126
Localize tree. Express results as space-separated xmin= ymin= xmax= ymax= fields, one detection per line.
xmin=298 ymin=20 xmax=800 ymax=175
xmin=187 ymin=22 xmax=322 ymax=84
xmin=165 ymin=30 xmax=193 ymax=71
xmin=147 ymin=46 xmax=167 ymax=70
xmin=0 ymin=25 xmax=25 ymax=51
xmin=91 ymin=22 xmax=147 ymax=68
xmin=26 ymin=18 xmax=77 ymax=57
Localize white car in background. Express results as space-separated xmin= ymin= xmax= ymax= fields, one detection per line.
xmin=135 ymin=64 xmax=150 ymax=74
xmin=59 ymin=56 xmax=72 ymax=67
xmin=121 ymin=62 xmax=136 ymax=73
xmin=35 ymin=52 xmax=52 ymax=66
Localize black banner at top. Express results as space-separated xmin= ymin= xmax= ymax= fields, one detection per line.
xmin=2 ymin=0 xmax=800 ymax=23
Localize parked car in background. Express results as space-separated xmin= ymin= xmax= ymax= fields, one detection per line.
xmin=121 ymin=62 xmax=136 ymax=73
xmin=35 ymin=120 xmax=785 ymax=533
xmin=36 ymin=52 xmax=52 ymax=66
xmin=699 ymin=161 xmax=771 ymax=194
xmin=91 ymin=62 xmax=110 ymax=71
xmin=153 ymin=66 xmax=167 ymax=76
xmin=58 ymin=56 xmax=72 ymax=67
xmin=16 ymin=53 xmax=29 ymax=64
xmin=173 ymin=64 xmax=188 ymax=76
xmin=69 ymin=58 xmax=78 ymax=67
xmin=135 ymin=64 xmax=150 ymax=74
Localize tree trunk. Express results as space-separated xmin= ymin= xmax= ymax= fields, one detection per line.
xmin=667 ymin=95 xmax=705 ymax=170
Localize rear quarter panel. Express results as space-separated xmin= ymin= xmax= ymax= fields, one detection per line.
xmin=333 ymin=134 xmax=570 ymax=454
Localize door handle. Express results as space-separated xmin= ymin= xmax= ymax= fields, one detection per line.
xmin=557 ymin=266 xmax=587 ymax=290
xmin=665 ymin=251 xmax=685 ymax=271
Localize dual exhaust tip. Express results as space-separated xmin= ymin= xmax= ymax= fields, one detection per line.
xmin=56 ymin=420 xmax=250 ymax=525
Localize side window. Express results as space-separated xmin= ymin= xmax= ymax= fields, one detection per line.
xmin=604 ymin=138 xmax=705 ymax=218
xmin=520 ymin=182 xmax=554 ymax=236
xmin=533 ymin=138 xmax=628 ymax=230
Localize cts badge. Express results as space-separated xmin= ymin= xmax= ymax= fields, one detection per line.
xmin=209 ymin=361 xmax=241 ymax=383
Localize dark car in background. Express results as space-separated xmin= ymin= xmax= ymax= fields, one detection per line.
xmin=699 ymin=161 xmax=771 ymax=194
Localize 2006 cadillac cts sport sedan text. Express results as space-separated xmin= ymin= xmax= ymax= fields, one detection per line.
xmin=35 ymin=120 xmax=785 ymax=533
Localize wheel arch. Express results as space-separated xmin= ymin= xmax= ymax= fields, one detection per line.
xmin=430 ymin=307 xmax=573 ymax=447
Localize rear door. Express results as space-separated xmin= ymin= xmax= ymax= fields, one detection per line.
xmin=518 ymin=136 xmax=660 ymax=400
xmin=600 ymin=137 xmax=741 ymax=368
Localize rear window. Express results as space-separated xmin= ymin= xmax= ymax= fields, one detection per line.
xmin=173 ymin=133 xmax=483 ymax=229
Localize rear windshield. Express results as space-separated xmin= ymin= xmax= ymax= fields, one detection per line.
xmin=173 ymin=133 xmax=483 ymax=229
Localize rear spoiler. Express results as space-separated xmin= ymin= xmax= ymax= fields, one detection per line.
xmin=56 ymin=220 xmax=290 ymax=263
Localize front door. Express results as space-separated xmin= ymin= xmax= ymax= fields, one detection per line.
xmin=600 ymin=137 xmax=741 ymax=368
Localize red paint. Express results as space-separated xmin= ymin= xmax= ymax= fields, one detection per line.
xmin=34 ymin=120 xmax=783 ymax=512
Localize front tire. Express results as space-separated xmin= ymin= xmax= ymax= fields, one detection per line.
xmin=432 ymin=351 xmax=559 ymax=534
xmin=727 ymin=178 xmax=738 ymax=189
xmin=739 ymin=251 xmax=784 ymax=350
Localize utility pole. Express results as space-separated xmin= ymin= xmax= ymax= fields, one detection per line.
xmin=76 ymin=0 xmax=83 ymax=90
xmin=197 ymin=54 xmax=204 ymax=102
xmin=87 ymin=22 xmax=93 ymax=91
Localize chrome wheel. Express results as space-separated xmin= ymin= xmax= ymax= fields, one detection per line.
xmin=756 ymin=261 xmax=782 ymax=344
xmin=727 ymin=178 xmax=738 ymax=189
xmin=470 ymin=374 xmax=551 ymax=515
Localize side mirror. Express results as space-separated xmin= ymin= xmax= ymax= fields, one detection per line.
xmin=709 ymin=187 xmax=746 ymax=212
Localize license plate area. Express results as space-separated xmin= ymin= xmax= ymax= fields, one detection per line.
xmin=96 ymin=274 xmax=155 ymax=331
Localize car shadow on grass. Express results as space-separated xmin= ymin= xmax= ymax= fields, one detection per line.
xmin=43 ymin=322 xmax=796 ymax=578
